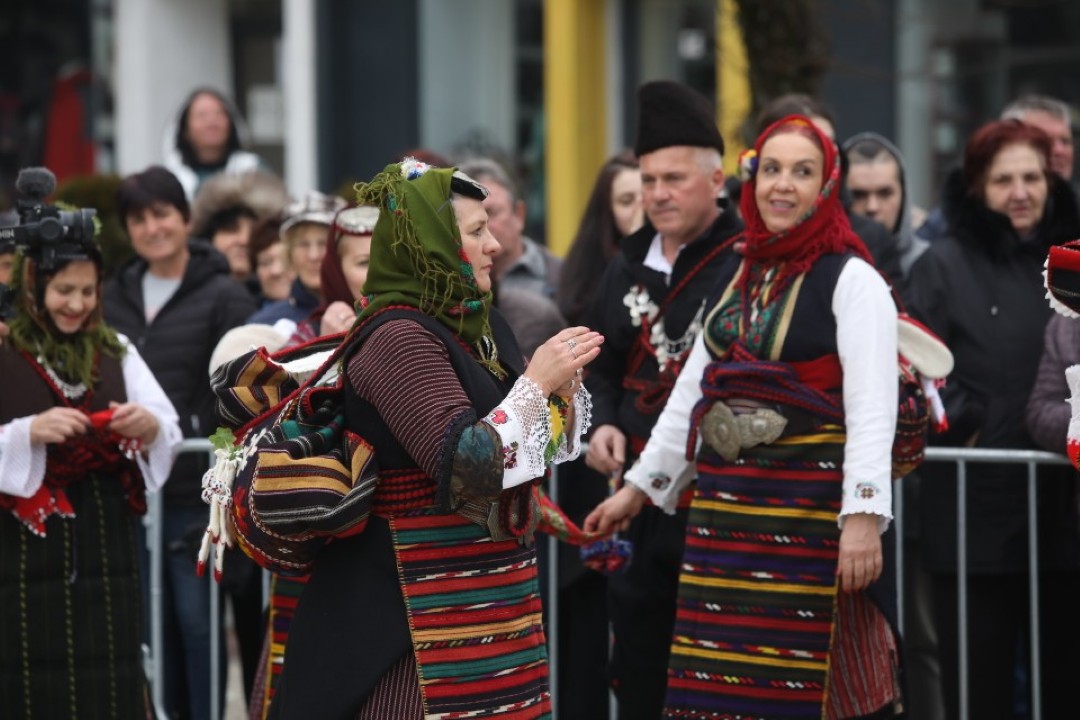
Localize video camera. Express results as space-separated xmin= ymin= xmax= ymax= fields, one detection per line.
xmin=0 ymin=167 xmax=97 ymax=319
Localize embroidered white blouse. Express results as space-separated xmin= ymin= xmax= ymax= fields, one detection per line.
xmin=482 ymin=377 xmax=592 ymax=490
xmin=0 ymin=335 xmax=182 ymax=498
xmin=623 ymin=257 xmax=898 ymax=531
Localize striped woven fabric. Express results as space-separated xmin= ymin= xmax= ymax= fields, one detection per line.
xmin=390 ymin=510 xmax=552 ymax=719
xmin=262 ymin=573 xmax=306 ymax=714
xmin=251 ymin=469 xmax=441 ymax=718
xmin=664 ymin=430 xmax=847 ymax=719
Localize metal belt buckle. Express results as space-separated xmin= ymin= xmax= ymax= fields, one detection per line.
xmin=701 ymin=401 xmax=788 ymax=461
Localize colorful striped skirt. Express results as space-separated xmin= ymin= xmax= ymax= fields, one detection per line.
xmin=390 ymin=509 xmax=552 ymax=719
xmin=664 ymin=428 xmax=898 ymax=719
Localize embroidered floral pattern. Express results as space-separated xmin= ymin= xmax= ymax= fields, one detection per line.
xmin=855 ymin=482 xmax=879 ymax=500
xmin=503 ymin=441 xmax=519 ymax=469
xmin=489 ymin=409 xmax=509 ymax=425
xmin=623 ymin=284 xmax=658 ymax=328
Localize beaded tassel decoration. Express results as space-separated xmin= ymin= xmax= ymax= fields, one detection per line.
xmin=197 ymin=427 xmax=264 ymax=580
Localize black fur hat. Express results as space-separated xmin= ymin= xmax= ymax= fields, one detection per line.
xmin=634 ymin=81 xmax=725 ymax=158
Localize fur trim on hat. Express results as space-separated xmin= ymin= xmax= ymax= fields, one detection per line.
xmin=190 ymin=170 xmax=290 ymax=239
xmin=208 ymin=323 xmax=289 ymax=376
xmin=897 ymin=314 xmax=953 ymax=379
xmin=635 ymin=80 xmax=725 ymax=158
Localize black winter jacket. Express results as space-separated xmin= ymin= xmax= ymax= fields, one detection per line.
xmin=903 ymin=169 xmax=1080 ymax=573
xmin=104 ymin=239 xmax=257 ymax=503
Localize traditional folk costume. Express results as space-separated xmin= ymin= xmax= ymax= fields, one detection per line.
xmin=0 ymin=252 xmax=181 ymax=718
xmin=583 ymin=81 xmax=743 ymax=718
xmin=242 ymin=206 xmax=381 ymax=717
xmin=624 ymin=117 xmax=903 ymax=719
xmin=219 ymin=161 xmax=591 ymax=719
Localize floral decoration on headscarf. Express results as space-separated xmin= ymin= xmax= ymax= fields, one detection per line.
xmin=735 ymin=114 xmax=872 ymax=293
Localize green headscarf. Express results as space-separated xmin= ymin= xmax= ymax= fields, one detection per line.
xmin=354 ymin=160 xmax=502 ymax=377
xmin=8 ymin=251 xmax=125 ymax=389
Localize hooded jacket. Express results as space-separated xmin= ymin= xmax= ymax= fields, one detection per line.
xmin=842 ymin=132 xmax=930 ymax=283
xmin=162 ymin=91 xmax=264 ymax=200
xmin=103 ymin=239 xmax=257 ymax=502
xmin=903 ymin=168 xmax=1080 ymax=573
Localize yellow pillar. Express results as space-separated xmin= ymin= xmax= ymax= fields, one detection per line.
xmin=716 ymin=0 xmax=751 ymax=176
xmin=544 ymin=0 xmax=607 ymax=257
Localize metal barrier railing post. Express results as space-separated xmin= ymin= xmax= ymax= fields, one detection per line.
xmin=210 ymin=565 xmax=222 ymax=720
xmin=922 ymin=447 xmax=1069 ymax=719
xmin=1027 ymin=460 xmax=1042 ymax=720
xmin=956 ymin=458 xmax=969 ymax=720
xmin=146 ymin=488 xmax=168 ymax=720
xmin=547 ymin=463 xmax=560 ymax=715
xmin=895 ymin=474 xmax=905 ymax=638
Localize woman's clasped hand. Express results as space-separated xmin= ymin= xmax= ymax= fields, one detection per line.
xmin=524 ymin=326 xmax=604 ymax=398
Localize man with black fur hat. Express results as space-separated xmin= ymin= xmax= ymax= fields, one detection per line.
xmin=583 ymin=79 xmax=743 ymax=720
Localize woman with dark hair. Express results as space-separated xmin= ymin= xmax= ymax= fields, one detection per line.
xmin=164 ymin=87 xmax=264 ymax=199
xmin=557 ymin=150 xmax=643 ymax=325
xmin=247 ymin=215 xmax=295 ymax=305
xmin=0 ymin=238 xmax=181 ymax=716
xmin=105 ymin=164 xmax=256 ymax=720
xmin=587 ymin=116 xmax=902 ymax=718
xmin=190 ymin=169 xmax=290 ymax=283
xmin=904 ymin=118 xmax=1080 ymax=719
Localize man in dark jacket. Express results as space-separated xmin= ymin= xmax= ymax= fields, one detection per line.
xmin=584 ymin=80 xmax=742 ymax=720
xmin=105 ymin=165 xmax=256 ymax=720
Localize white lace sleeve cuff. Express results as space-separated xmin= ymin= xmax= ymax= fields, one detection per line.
xmin=482 ymin=376 xmax=590 ymax=490
xmin=0 ymin=417 xmax=47 ymax=498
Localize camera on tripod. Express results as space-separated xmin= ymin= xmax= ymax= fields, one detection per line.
xmin=0 ymin=167 xmax=98 ymax=319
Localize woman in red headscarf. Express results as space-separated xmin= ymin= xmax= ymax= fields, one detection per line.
xmin=587 ymin=116 xmax=902 ymax=718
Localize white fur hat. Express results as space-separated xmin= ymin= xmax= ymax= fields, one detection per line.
xmin=897 ymin=314 xmax=953 ymax=380
xmin=208 ymin=323 xmax=289 ymax=376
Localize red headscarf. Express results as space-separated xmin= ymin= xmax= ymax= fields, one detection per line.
xmin=737 ymin=114 xmax=871 ymax=290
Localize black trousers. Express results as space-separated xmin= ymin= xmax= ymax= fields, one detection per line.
xmin=607 ymin=505 xmax=687 ymax=720
xmin=933 ymin=571 xmax=1080 ymax=720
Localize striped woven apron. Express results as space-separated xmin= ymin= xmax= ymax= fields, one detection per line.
xmin=665 ymin=426 xmax=846 ymax=719
xmin=383 ymin=474 xmax=552 ymax=719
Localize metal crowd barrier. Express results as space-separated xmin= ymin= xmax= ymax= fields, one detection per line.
xmin=142 ymin=441 xmax=1072 ymax=720
xmin=908 ymin=446 xmax=1071 ymax=720
xmin=143 ymin=438 xmax=222 ymax=720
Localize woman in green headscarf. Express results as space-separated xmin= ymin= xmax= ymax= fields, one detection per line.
xmin=0 ymin=242 xmax=182 ymax=716
xmin=265 ymin=159 xmax=603 ymax=719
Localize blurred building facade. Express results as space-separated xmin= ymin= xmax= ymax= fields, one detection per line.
xmin=3 ymin=0 xmax=1080 ymax=248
